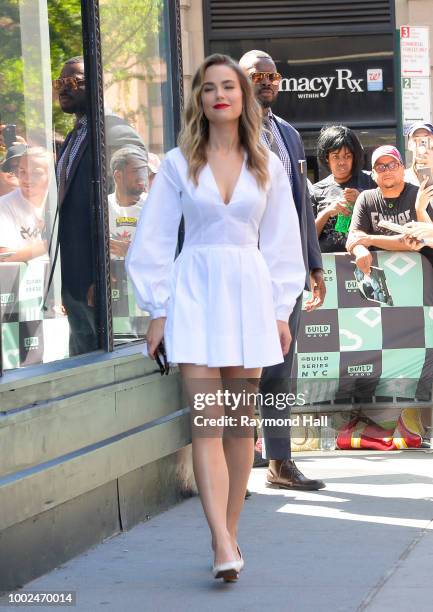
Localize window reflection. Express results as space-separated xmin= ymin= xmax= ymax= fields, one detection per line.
xmin=0 ymin=0 xmax=178 ymax=368
xmin=99 ymin=0 xmax=176 ymax=344
xmin=0 ymin=1 xmax=93 ymax=370
xmin=0 ymin=148 xmax=50 ymax=263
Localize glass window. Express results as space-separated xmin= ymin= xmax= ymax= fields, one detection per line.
xmin=0 ymin=1 xmax=101 ymax=371
xmin=99 ymin=0 xmax=177 ymax=345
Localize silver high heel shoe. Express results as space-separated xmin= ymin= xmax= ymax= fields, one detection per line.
xmin=237 ymin=546 xmax=244 ymax=572
xmin=212 ymin=558 xmax=243 ymax=582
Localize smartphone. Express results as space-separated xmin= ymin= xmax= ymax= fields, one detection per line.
xmin=416 ymin=166 xmax=433 ymax=188
xmin=3 ymin=124 xmax=17 ymax=148
xmin=415 ymin=137 xmax=433 ymax=155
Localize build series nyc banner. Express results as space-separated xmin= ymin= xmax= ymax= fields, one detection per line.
xmin=294 ymin=252 xmax=433 ymax=403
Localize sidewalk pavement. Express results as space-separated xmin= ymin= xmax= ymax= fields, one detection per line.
xmin=1 ymin=450 xmax=432 ymax=612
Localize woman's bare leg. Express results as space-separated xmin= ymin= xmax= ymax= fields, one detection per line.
xmin=180 ymin=363 xmax=235 ymax=566
xmin=221 ymin=366 xmax=261 ymax=553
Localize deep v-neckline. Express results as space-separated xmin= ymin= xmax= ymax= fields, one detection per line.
xmin=207 ymin=155 xmax=246 ymax=206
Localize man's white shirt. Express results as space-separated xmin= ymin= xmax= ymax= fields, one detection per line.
xmin=108 ymin=191 xmax=146 ymax=260
xmin=0 ymin=188 xmax=47 ymax=259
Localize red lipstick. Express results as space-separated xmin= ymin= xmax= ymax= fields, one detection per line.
xmin=213 ymin=103 xmax=230 ymax=109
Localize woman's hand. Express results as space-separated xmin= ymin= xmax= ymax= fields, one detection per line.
xmin=415 ymin=177 xmax=433 ymax=213
xmin=277 ymin=320 xmax=292 ymax=356
xmin=326 ymin=200 xmax=351 ymax=218
xmin=343 ymin=187 xmax=360 ymax=204
xmin=146 ymin=317 xmax=166 ymax=358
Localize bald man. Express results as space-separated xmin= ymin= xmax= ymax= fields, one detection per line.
xmin=240 ymin=50 xmax=325 ymax=490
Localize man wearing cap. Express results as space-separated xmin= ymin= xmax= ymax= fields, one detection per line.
xmin=405 ymin=122 xmax=433 ymax=189
xmin=108 ymin=146 xmax=149 ymax=260
xmin=0 ymin=144 xmax=26 ymax=197
xmin=347 ymin=145 xmax=433 ymax=273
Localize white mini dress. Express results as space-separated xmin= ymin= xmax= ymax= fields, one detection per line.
xmin=126 ymin=147 xmax=305 ymax=368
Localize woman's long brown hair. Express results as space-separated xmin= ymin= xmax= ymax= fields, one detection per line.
xmin=178 ymin=54 xmax=269 ymax=190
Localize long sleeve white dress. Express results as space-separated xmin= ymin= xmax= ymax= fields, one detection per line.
xmin=126 ymin=147 xmax=305 ymax=368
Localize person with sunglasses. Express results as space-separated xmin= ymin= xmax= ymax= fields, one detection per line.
xmin=346 ymin=145 xmax=433 ymax=274
xmin=53 ymin=56 xmax=146 ymax=357
xmin=127 ymin=53 xmax=305 ymax=582
xmin=239 ymin=50 xmax=326 ymax=492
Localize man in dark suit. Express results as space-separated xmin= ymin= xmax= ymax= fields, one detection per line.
xmin=240 ymin=50 xmax=326 ymax=490
xmin=55 ymin=56 xmax=146 ymax=356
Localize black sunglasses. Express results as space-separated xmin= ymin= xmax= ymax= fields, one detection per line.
xmin=52 ymin=76 xmax=85 ymax=91
xmin=249 ymin=71 xmax=281 ymax=85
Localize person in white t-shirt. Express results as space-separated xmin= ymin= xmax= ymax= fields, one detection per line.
xmin=108 ymin=146 xmax=148 ymax=260
xmin=0 ymin=147 xmax=50 ymax=262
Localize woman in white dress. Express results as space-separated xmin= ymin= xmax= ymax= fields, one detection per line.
xmin=126 ymin=54 xmax=305 ymax=582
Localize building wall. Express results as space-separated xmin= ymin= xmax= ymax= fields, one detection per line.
xmin=180 ymin=0 xmax=205 ymax=97
xmin=395 ymin=0 xmax=433 ymax=122
xmin=0 ymin=350 xmax=194 ymax=591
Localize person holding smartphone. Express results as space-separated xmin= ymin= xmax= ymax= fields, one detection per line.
xmin=0 ymin=144 xmax=26 ymax=196
xmin=405 ymin=122 xmax=433 ymax=187
xmin=0 ymin=147 xmax=50 ymax=262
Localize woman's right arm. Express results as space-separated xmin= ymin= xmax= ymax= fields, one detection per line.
xmin=126 ymin=153 xmax=183 ymax=322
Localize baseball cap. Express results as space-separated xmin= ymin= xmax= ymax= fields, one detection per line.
xmin=371 ymin=145 xmax=403 ymax=168
xmin=110 ymin=145 xmax=148 ymax=174
xmin=1 ymin=144 xmax=26 ymax=172
xmin=408 ymin=122 xmax=433 ymax=138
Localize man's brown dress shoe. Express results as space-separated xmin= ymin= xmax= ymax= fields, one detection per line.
xmin=267 ymin=459 xmax=325 ymax=490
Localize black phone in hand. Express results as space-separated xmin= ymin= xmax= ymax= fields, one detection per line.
xmin=417 ymin=167 xmax=433 ymax=188
xmin=3 ymin=125 xmax=17 ymax=148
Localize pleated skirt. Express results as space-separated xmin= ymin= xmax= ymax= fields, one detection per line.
xmin=164 ymin=244 xmax=284 ymax=368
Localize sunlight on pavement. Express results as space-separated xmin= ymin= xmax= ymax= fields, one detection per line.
xmin=276 ymin=504 xmax=433 ymax=529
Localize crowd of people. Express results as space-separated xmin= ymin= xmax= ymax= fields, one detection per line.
xmin=1 ymin=49 xmax=433 ymax=584
xmin=308 ymin=123 xmax=433 ymax=272
xmin=0 ymin=56 xmax=160 ymax=356
xmin=126 ymin=50 xmax=433 ymax=583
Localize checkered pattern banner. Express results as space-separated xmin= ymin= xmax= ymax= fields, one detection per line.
xmin=0 ymin=262 xmax=69 ymax=370
xmin=0 ymin=261 xmax=148 ymax=371
xmin=294 ymin=252 xmax=433 ymax=402
xmin=111 ymin=259 xmax=148 ymax=340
